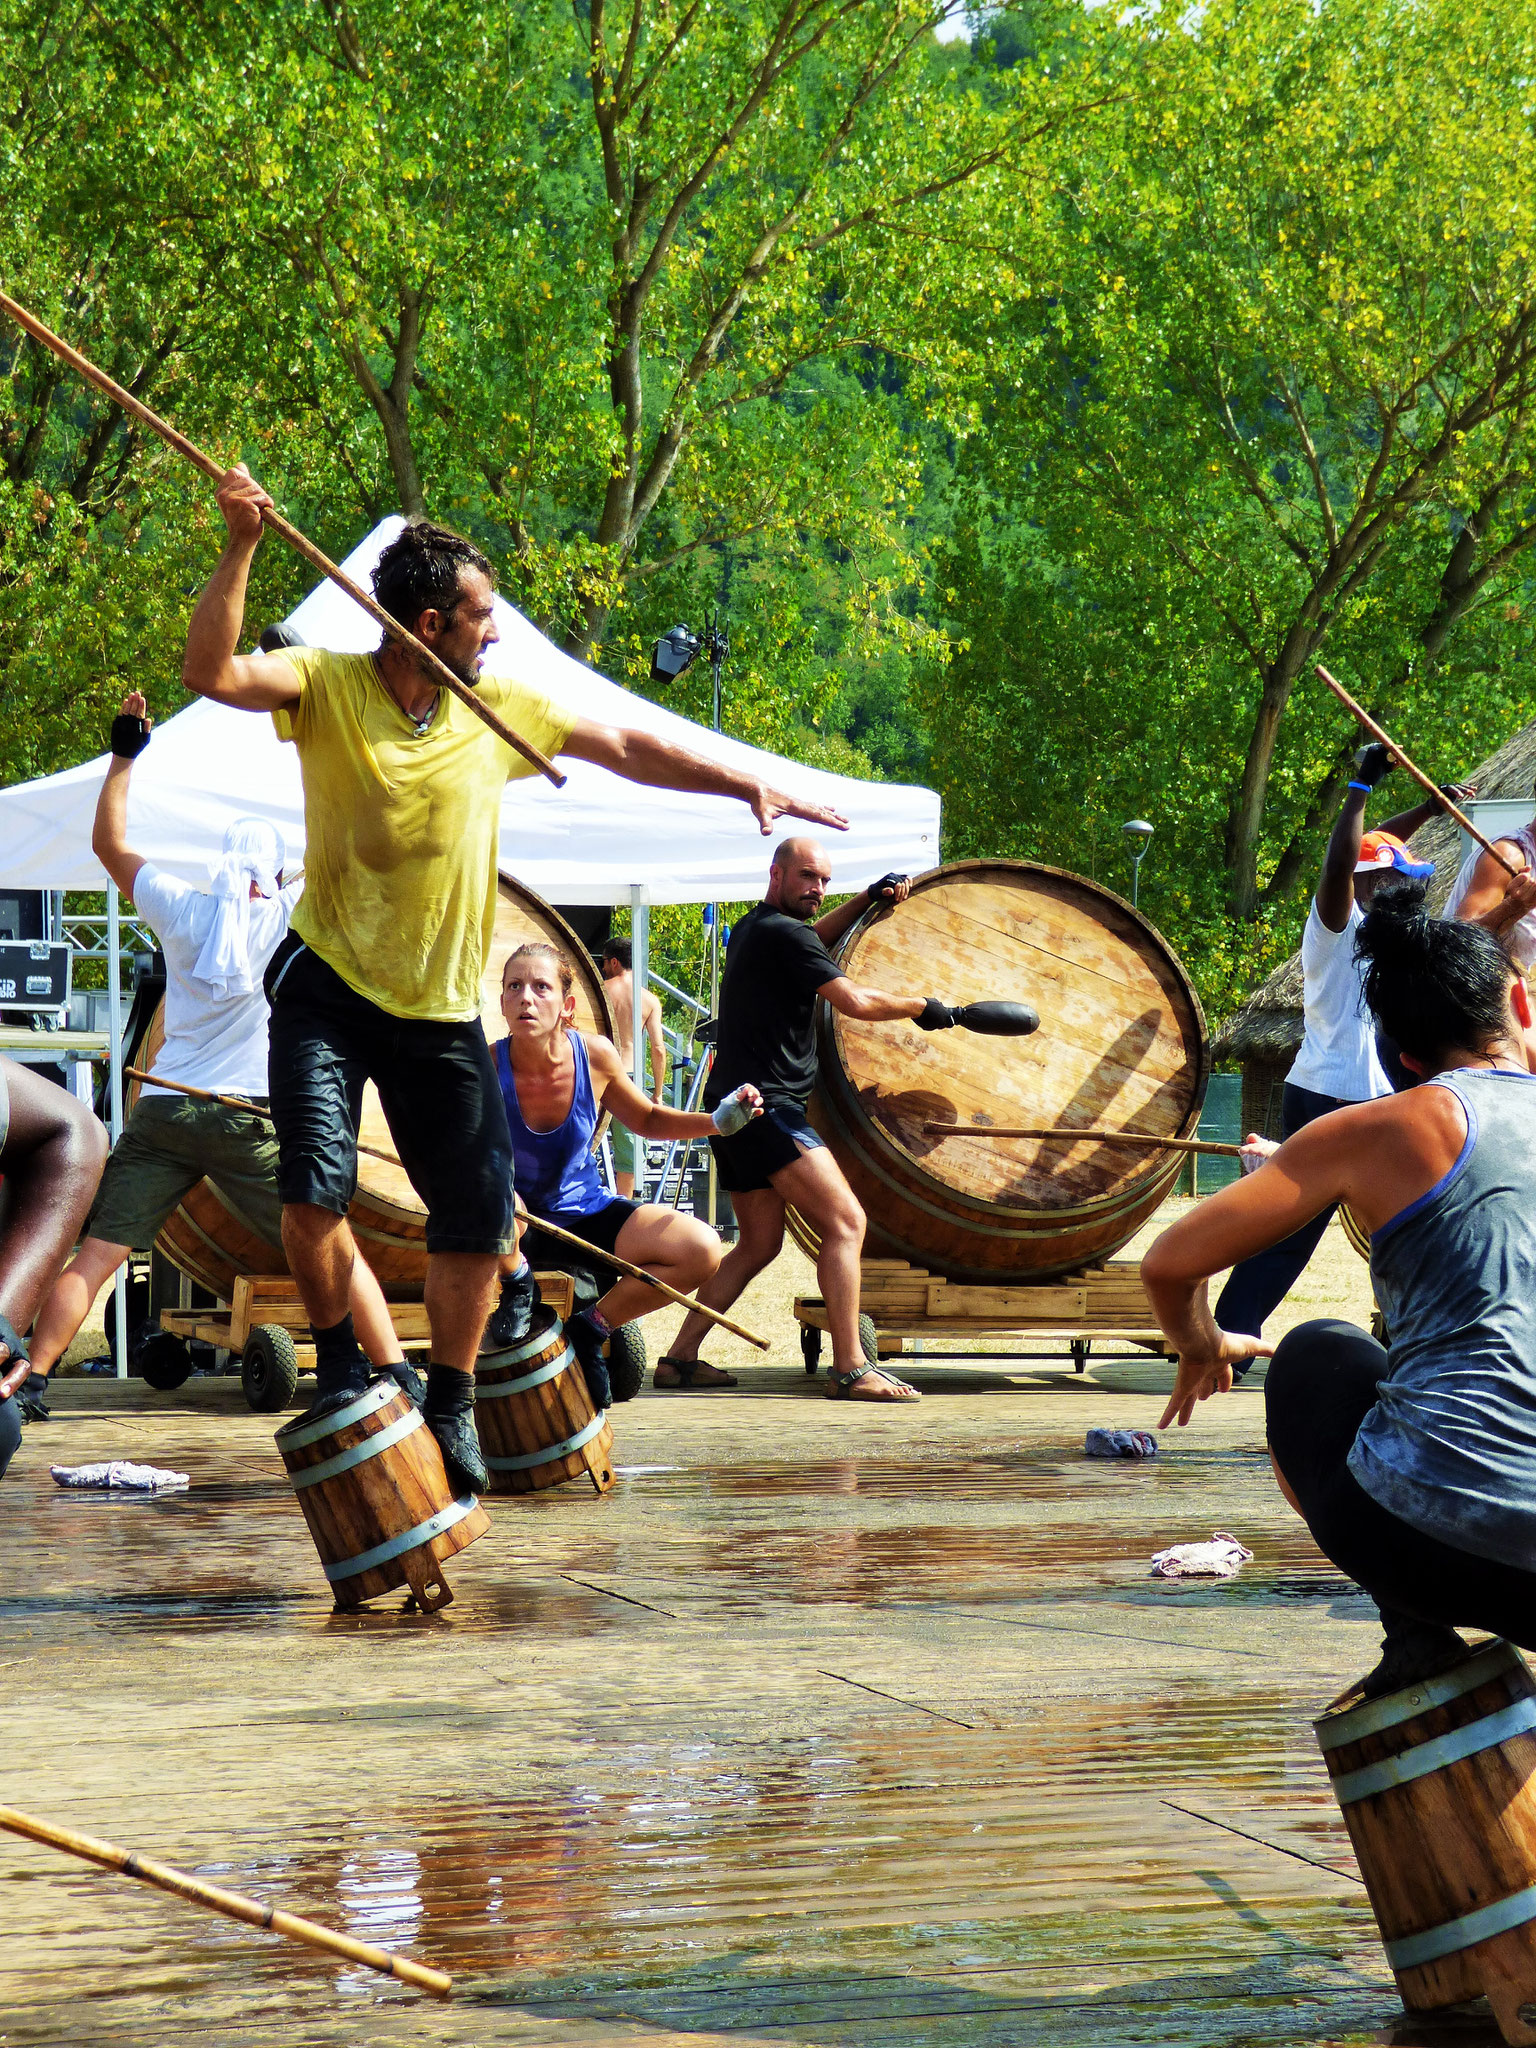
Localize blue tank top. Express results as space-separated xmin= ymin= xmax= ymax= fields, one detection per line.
xmin=493 ymin=1031 xmax=607 ymax=1217
xmin=1356 ymin=1068 xmax=1536 ymax=1570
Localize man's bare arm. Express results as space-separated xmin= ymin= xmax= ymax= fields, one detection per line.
xmin=92 ymin=692 xmax=150 ymax=900
xmin=561 ymin=719 xmax=848 ymax=836
xmin=820 ymin=978 xmax=926 ymax=1024
xmin=1455 ymin=843 xmax=1536 ymax=937
xmin=181 ymin=466 xmax=302 ymax=713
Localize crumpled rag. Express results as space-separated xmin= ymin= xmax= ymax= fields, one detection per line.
xmin=51 ymin=1461 xmax=189 ymax=1492
xmin=1085 ymin=1427 xmax=1157 ymax=1459
xmin=1150 ymin=1531 xmax=1252 ymax=1579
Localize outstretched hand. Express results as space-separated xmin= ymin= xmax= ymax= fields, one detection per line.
xmin=1157 ymin=1330 xmax=1276 ymax=1429
xmin=748 ymin=783 xmax=850 ymax=835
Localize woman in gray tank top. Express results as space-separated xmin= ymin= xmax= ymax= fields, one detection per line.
xmin=1142 ymin=882 xmax=1536 ymax=1700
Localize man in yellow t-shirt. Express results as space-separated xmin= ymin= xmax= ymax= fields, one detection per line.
xmin=181 ymin=465 xmax=849 ymax=1492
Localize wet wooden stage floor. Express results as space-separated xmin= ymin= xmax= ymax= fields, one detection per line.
xmin=0 ymin=1354 xmax=1460 ymax=2047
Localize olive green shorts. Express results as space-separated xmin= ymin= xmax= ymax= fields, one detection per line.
xmin=608 ymin=1121 xmax=638 ymax=1175
xmin=85 ymin=1095 xmax=285 ymax=1252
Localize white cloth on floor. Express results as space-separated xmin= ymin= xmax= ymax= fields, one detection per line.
xmin=1085 ymin=1427 xmax=1157 ymax=1458
xmin=50 ymin=1460 xmax=189 ymax=1492
xmin=1150 ymin=1531 xmax=1252 ymax=1578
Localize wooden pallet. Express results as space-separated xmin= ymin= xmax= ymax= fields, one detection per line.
xmin=793 ymin=1258 xmax=1168 ymax=1372
xmin=161 ymin=1270 xmax=576 ymax=1360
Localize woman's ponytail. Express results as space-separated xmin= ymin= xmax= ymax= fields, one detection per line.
xmin=1356 ymin=881 xmax=1514 ymax=1063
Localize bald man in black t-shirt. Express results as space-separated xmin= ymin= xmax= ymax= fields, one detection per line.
xmin=659 ymin=837 xmax=955 ymax=1401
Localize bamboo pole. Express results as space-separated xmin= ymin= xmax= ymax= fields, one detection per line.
xmin=1315 ymin=664 xmax=1518 ymax=878
xmin=0 ymin=1804 xmax=452 ymax=1998
xmin=523 ymin=1209 xmax=771 ymax=1350
xmin=0 ymin=287 xmax=564 ymax=789
xmin=924 ymin=1124 xmax=1244 ymax=1158
xmin=125 ymin=1067 xmax=770 ymax=1348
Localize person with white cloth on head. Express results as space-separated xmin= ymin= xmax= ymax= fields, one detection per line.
xmin=16 ymin=693 xmax=407 ymax=1419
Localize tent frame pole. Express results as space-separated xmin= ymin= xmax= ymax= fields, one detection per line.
xmin=629 ymin=885 xmax=649 ymax=1202
xmin=106 ymin=884 xmax=127 ymax=1380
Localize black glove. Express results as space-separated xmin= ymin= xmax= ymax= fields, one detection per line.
xmin=868 ymin=872 xmax=907 ymax=903
xmin=917 ymin=998 xmax=1041 ymax=1036
xmin=110 ymin=714 xmax=151 ymax=759
xmin=1352 ymin=742 xmax=1392 ymax=790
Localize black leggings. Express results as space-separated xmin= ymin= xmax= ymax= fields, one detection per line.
xmin=1265 ymin=1319 xmax=1536 ymax=1649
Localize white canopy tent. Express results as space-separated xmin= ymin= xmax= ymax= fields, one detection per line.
xmin=0 ymin=519 xmax=940 ymax=1368
xmin=0 ymin=517 xmax=940 ymax=900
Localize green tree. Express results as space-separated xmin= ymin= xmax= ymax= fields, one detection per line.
xmin=933 ymin=0 xmax=1536 ymax=943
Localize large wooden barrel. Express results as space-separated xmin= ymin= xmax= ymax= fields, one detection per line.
xmin=805 ymin=860 xmax=1208 ymax=1282
xmin=274 ymin=1379 xmax=491 ymax=1611
xmin=1315 ymin=1639 xmax=1536 ymax=2036
xmin=134 ymin=873 xmax=613 ymax=1301
xmin=475 ymin=1307 xmax=615 ymax=1497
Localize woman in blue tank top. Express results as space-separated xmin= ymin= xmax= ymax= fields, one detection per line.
xmin=1141 ymin=881 xmax=1536 ymax=1700
xmin=484 ymin=942 xmax=761 ymax=1399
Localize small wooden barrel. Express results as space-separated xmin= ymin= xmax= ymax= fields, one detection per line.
xmin=475 ymin=1308 xmax=615 ymax=1498
xmin=134 ymin=872 xmax=614 ymax=1300
xmin=1315 ymin=1638 xmax=1536 ymax=2043
xmin=809 ymin=859 xmax=1209 ymax=1281
xmin=275 ymin=1380 xmax=490 ymax=1612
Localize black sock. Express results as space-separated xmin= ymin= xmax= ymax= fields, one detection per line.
xmin=312 ymin=1313 xmax=362 ymax=1375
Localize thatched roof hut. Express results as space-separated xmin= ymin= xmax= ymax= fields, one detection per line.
xmin=1214 ymin=716 xmax=1536 ymax=1132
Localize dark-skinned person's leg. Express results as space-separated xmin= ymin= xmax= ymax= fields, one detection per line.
xmin=1266 ymin=1319 xmax=1536 ymax=1694
xmin=0 ymin=1059 xmax=109 ymax=1477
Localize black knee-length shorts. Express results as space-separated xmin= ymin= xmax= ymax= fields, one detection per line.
xmin=264 ymin=934 xmax=516 ymax=1258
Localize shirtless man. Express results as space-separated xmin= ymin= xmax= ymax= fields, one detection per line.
xmin=600 ymin=936 xmax=665 ymax=1197
xmin=1444 ymin=777 xmax=1536 ymax=965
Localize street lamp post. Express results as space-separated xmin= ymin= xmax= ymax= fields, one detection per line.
xmin=1121 ymin=819 xmax=1154 ymax=908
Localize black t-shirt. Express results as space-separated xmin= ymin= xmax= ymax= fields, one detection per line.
xmin=705 ymin=901 xmax=844 ymax=1110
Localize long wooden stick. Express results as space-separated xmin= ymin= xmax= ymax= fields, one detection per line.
xmin=0 ymin=287 xmax=564 ymax=789
xmin=126 ymin=1067 xmax=402 ymax=1167
xmin=126 ymin=1067 xmax=769 ymax=1348
xmin=0 ymin=1803 xmax=452 ymax=1997
xmin=1316 ymin=665 xmax=1517 ymax=878
xmin=924 ymin=1123 xmax=1244 ymax=1158
xmin=524 ymin=1209 xmax=771 ymax=1350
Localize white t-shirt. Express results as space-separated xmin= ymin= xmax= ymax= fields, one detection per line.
xmin=131 ymin=865 xmax=301 ymax=1099
xmin=1285 ymin=898 xmax=1391 ymax=1102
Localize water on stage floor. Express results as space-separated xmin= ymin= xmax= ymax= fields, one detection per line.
xmin=0 ymin=1339 xmax=1465 ymax=2048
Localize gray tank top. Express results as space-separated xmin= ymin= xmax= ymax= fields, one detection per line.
xmin=1355 ymin=1067 xmax=1536 ymax=1569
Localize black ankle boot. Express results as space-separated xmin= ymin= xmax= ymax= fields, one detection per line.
xmin=567 ymin=1307 xmax=612 ymax=1411
xmin=480 ymin=1266 xmax=540 ymax=1354
xmin=379 ymin=1357 xmax=426 ymax=1408
xmin=1358 ymin=1609 xmax=1470 ymax=1700
xmin=309 ymin=1315 xmax=371 ymax=1420
xmin=15 ymin=1369 xmax=51 ymax=1422
xmin=423 ymin=1364 xmax=488 ymax=1494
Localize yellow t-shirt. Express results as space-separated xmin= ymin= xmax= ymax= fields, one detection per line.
xmin=272 ymin=649 xmax=577 ymax=1022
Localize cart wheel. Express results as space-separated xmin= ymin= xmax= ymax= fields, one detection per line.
xmin=858 ymin=1313 xmax=879 ymax=1365
xmin=242 ymin=1324 xmax=299 ymax=1412
xmin=606 ymin=1322 xmax=646 ymax=1404
xmin=801 ymin=1324 xmax=822 ymax=1374
xmin=138 ymin=1331 xmax=194 ymax=1391
xmin=1071 ymin=1339 xmax=1090 ymax=1374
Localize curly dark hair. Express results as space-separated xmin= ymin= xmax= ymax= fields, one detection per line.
xmin=1356 ymin=879 xmax=1515 ymax=1064
xmin=372 ymin=520 xmax=493 ymax=635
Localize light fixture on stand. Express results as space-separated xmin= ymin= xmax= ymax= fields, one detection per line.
xmin=1121 ymin=819 xmax=1154 ymax=908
